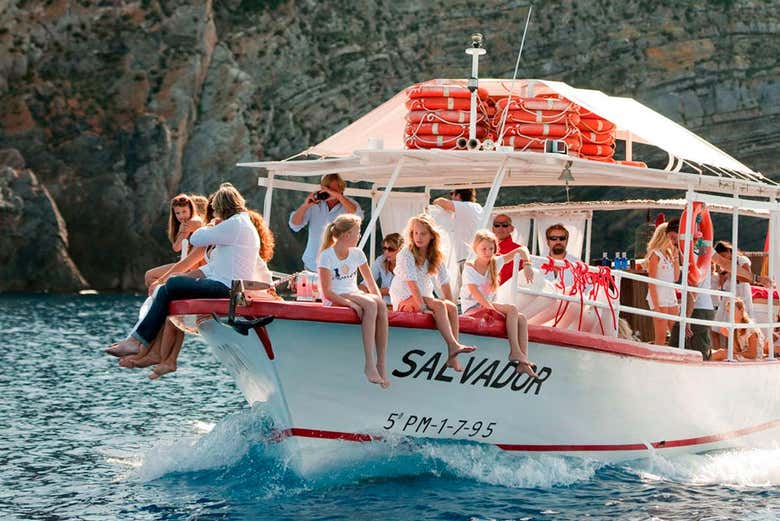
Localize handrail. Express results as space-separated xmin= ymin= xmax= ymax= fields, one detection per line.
xmin=514 ymin=255 xmax=780 ymax=345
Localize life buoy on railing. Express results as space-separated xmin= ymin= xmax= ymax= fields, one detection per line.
xmin=678 ymin=201 xmax=714 ymax=286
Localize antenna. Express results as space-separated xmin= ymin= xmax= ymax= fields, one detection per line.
xmin=496 ymin=6 xmax=533 ymax=145
xmin=465 ymin=33 xmax=486 ymax=150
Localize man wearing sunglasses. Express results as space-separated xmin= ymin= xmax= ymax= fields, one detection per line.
xmin=492 ymin=214 xmax=521 ymax=285
xmin=543 ymin=223 xmax=578 ymax=287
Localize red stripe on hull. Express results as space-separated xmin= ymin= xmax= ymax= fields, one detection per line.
xmin=271 ymin=420 xmax=780 ymax=451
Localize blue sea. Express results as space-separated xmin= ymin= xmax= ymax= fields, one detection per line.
xmin=2 ymin=294 xmax=780 ymax=520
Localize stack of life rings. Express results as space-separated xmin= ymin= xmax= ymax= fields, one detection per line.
xmin=575 ymin=107 xmax=617 ymax=162
xmin=404 ymin=84 xmax=493 ymax=150
xmin=402 ymin=84 xmax=648 ymax=168
xmin=492 ymin=96 xmax=582 ymax=153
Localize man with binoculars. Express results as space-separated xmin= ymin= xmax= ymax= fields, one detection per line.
xmin=289 ymin=173 xmax=362 ymax=271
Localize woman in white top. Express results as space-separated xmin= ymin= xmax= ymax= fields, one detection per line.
xmin=390 ymin=213 xmax=475 ymax=371
xmin=107 ymin=183 xmax=259 ymax=358
xmin=317 ymin=214 xmax=389 ymax=388
xmin=460 ymin=230 xmax=537 ymax=377
xmin=645 ymin=222 xmax=681 ymax=345
xmin=363 ymin=233 xmax=402 ymax=306
xmin=711 ymin=298 xmax=769 ymax=360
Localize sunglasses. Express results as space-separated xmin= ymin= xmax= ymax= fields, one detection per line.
xmin=547 ymin=235 xmax=568 ymax=241
xmin=493 ymin=222 xmax=510 ymax=228
xmin=382 ymin=246 xmax=397 ymax=252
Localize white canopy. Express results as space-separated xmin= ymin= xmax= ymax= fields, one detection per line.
xmin=308 ymin=78 xmax=758 ymax=176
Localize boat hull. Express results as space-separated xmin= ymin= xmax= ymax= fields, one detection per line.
xmin=191 ymin=302 xmax=780 ymax=470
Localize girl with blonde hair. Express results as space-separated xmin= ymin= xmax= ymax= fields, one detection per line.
xmin=460 ymin=229 xmax=537 ymax=376
xmin=645 ymin=222 xmax=681 ymax=345
xmin=389 ymin=213 xmax=476 ymax=371
xmin=317 ymin=214 xmax=390 ymax=388
xmin=711 ymin=298 xmax=769 ymax=361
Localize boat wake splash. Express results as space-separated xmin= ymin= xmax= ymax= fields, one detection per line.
xmin=132 ymin=407 xmax=780 ymax=493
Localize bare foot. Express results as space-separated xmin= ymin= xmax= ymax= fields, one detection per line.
xmin=118 ymin=356 xmax=138 ymax=368
xmin=446 ymin=344 xmax=476 ymax=372
xmin=511 ymin=357 xmax=538 ymax=378
xmin=364 ymin=367 xmax=384 ymax=386
xmin=118 ymin=346 xmax=152 ymax=368
xmin=106 ymin=337 xmax=143 ymax=357
xmin=129 ymin=355 xmax=161 ymax=368
xmin=149 ymin=364 xmax=176 ymax=380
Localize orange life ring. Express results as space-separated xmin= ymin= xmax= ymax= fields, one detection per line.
xmin=493 ymin=109 xmax=580 ymax=125
xmin=580 ymin=131 xmax=615 ymax=145
xmin=404 ymin=134 xmax=462 ymax=149
xmin=501 ymin=135 xmax=582 ymax=151
xmin=578 ymin=118 xmax=616 ymax=132
xmin=678 ymin=202 xmax=714 ymax=286
xmin=618 ymin=160 xmax=647 ymax=168
xmin=406 ymin=85 xmax=488 ymax=100
xmin=580 ymin=143 xmax=615 ymax=157
xmin=495 ymin=97 xmax=574 ymax=113
xmin=406 ymin=110 xmax=484 ymax=124
xmin=404 ymin=123 xmax=488 ymax=137
xmin=578 ymin=154 xmax=616 ymax=163
xmin=405 ymin=97 xmax=476 ymax=111
xmin=501 ymin=123 xmax=571 ymax=138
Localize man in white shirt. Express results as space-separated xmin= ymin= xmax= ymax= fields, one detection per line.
xmin=432 ymin=188 xmax=484 ymax=263
xmin=289 ymin=173 xmax=363 ymax=271
xmin=432 ymin=188 xmax=483 ymax=295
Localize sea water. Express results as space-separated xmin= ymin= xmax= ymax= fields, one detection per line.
xmin=1 ymin=294 xmax=780 ymax=520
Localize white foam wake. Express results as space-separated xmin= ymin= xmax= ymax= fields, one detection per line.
xmin=134 ymin=405 xmax=275 ymax=482
xmin=629 ymin=448 xmax=780 ymax=487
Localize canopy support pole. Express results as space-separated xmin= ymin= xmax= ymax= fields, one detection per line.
xmin=625 ymin=132 xmax=633 ymax=162
xmin=262 ymin=172 xmax=275 ymax=225
xmin=769 ymin=198 xmax=776 ymax=360
xmin=584 ymin=216 xmax=593 ymax=264
xmin=477 ymin=158 xmax=510 ymax=230
xmin=369 ymin=187 xmax=377 ymax=266
xmin=727 ymin=194 xmax=740 ymax=362
xmin=677 ymin=189 xmax=695 ymax=350
xmin=358 ymin=158 xmax=405 ymax=251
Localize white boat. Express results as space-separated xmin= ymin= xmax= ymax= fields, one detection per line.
xmin=169 ymin=39 xmax=780 ymax=473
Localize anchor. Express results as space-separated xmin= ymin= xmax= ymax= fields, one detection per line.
xmin=211 ymin=279 xmax=274 ymax=336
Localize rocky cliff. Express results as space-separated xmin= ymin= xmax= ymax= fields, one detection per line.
xmin=1 ymin=0 xmax=778 ymax=291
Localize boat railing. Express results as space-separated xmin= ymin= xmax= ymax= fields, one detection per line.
xmin=510 ymin=254 xmax=779 ymax=361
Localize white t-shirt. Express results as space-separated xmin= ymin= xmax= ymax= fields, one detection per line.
xmin=253 ymin=257 xmax=272 ymax=285
xmin=543 ymin=253 xmax=580 ymax=288
xmin=693 ymin=269 xmax=714 ymax=310
xmin=452 ymin=201 xmax=484 ymax=262
xmin=318 ymin=246 xmax=368 ymax=304
xmin=460 ymin=257 xmax=505 ymax=312
xmin=371 ymin=254 xmax=395 ymax=305
xmin=190 ymin=212 xmax=260 ymax=288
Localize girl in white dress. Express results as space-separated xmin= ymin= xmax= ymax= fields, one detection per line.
xmin=460 ymin=230 xmax=537 ymax=377
xmin=390 ymin=213 xmax=475 ymax=371
xmin=318 ymin=214 xmax=389 ymax=388
xmin=645 ymin=222 xmax=681 ymax=345
xmin=711 ymin=298 xmax=769 ymax=360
